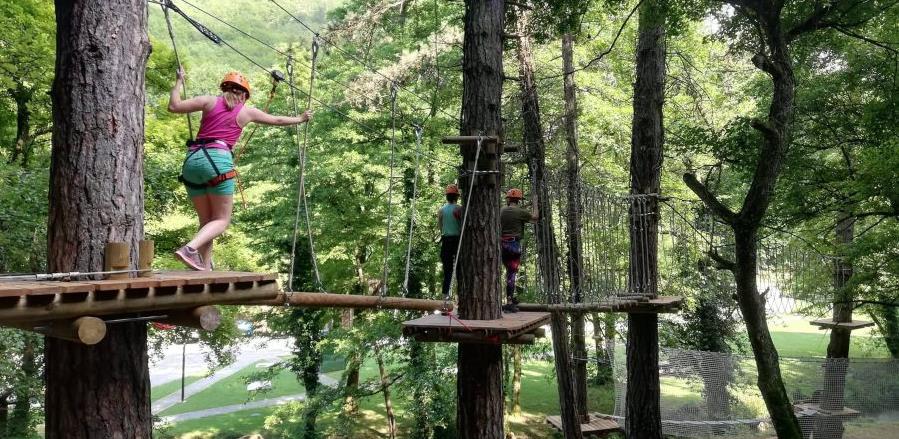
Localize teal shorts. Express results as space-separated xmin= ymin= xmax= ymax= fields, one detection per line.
xmin=181 ymin=148 xmax=236 ymax=197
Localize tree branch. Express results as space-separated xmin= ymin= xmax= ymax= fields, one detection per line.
xmin=708 ymin=249 xmax=737 ymax=272
xmin=683 ymin=173 xmax=737 ymax=224
xmin=833 ymin=25 xmax=899 ymax=55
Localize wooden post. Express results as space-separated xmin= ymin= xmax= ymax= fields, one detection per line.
xmin=153 ymin=306 xmax=222 ymax=331
xmin=11 ymin=317 xmax=107 ymax=345
xmin=138 ymin=240 xmax=154 ymax=277
xmin=104 ymin=242 xmax=130 ymax=280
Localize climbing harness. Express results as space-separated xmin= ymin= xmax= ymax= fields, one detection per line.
xmin=179 ymin=139 xmax=238 ymax=189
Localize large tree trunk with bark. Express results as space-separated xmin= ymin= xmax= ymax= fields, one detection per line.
xmin=562 ymin=32 xmax=589 ymax=423
xmin=456 ymin=1 xmax=505 ymax=438
xmin=516 ymin=11 xmax=583 ymax=439
xmin=625 ymin=1 xmax=664 ymax=438
xmin=45 ymin=1 xmax=151 ymax=437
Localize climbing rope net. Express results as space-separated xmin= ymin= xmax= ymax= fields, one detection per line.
xmin=609 ymin=346 xmax=899 ymax=438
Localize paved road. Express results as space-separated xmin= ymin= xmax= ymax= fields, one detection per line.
xmin=151 ymin=337 xmax=293 ymax=413
xmin=158 ymin=374 xmax=339 ymax=423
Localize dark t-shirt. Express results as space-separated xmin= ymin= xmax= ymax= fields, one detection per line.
xmin=500 ymin=205 xmax=533 ymax=237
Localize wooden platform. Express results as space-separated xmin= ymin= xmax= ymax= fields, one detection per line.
xmin=402 ymin=311 xmax=550 ymax=344
xmin=546 ymin=413 xmax=621 ymax=437
xmin=0 ymin=271 xmax=279 ymax=324
xmin=518 ymin=296 xmax=683 ymax=313
xmin=794 ymin=403 xmax=861 ymax=419
xmin=810 ymin=319 xmax=874 ymax=331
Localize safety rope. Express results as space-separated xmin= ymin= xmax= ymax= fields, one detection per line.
xmin=380 ymin=83 xmax=399 ymax=298
xmin=401 ymin=124 xmax=424 ymax=296
xmin=232 ymin=71 xmax=285 ymax=209
xmin=161 ymin=1 xmax=194 ymax=139
xmin=287 ymin=39 xmax=324 ymax=294
xmin=444 ymin=134 xmax=484 ymax=312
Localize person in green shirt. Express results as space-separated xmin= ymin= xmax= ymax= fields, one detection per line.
xmin=437 ymin=184 xmax=463 ymax=298
xmin=500 ymin=188 xmax=538 ymax=312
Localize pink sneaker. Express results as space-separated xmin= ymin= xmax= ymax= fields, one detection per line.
xmin=175 ymin=246 xmax=206 ymax=271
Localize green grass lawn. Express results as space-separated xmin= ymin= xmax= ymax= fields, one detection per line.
xmin=771 ymin=331 xmax=888 ymax=358
xmin=159 ymin=359 xmax=344 ymax=417
xmin=160 ymin=359 xmax=607 ymax=439
xmin=152 ymin=375 xmax=205 ymax=404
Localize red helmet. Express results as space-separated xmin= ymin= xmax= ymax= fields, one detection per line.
xmin=220 ymin=71 xmax=251 ymax=98
xmin=506 ymin=188 xmax=523 ymax=200
xmin=445 ymin=184 xmax=460 ymax=195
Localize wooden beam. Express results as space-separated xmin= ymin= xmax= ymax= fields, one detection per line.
xmin=248 ymin=293 xmax=451 ymax=312
xmin=411 ymin=332 xmax=537 ymax=345
xmin=6 ymin=316 xmax=107 ymax=345
xmin=104 ymin=242 xmax=130 ymax=280
xmin=153 ymin=306 xmax=221 ymax=331
xmin=517 ymin=296 xmax=683 ymax=313
xmin=138 ymin=240 xmax=154 ymax=278
xmin=442 ymin=135 xmax=500 ymax=145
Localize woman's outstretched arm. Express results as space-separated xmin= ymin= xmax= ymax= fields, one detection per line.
xmin=246 ymin=107 xmax=313 ymax=126
xmin=168 ymin=69 xmax=214 ymax=114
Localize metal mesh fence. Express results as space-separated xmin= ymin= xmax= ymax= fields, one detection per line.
xmin=609 ymin=346 xmax=899 ymax=438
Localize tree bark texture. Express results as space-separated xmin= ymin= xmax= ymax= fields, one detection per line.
xmin=625 ymin=1 xmax=664 ymax=438
xmin=456 ymin=2 xmax=505 ymax=438
xmin=516 ymin=12 xmax=583 ymax=439
xmin=512 ymin=345 xmax=522 ymax=416
xmin=8 ymin=84 xmax=33 ymax=166
xmin=563 ymin=32 xmax=590 ymax=423
xmin=46 ymin=2 xmax=151 ymax=438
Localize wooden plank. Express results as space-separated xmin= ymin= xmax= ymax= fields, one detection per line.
xmin=794 ymin=403 xmax=861 ymax=418
xmin=402 ymin=312 xmax=550 ymax=338
xmin=248 ymin=293 xmax=449 ymax=312
xmin=0 ymin=281 xmax=60 ymax=297
xmin=546 ymin=413 xmax=621 ymax=436
xmin=32 ymin=281 xmax=96 ymax=294
xmin=810 ymin=319 xmax=875 ymax=330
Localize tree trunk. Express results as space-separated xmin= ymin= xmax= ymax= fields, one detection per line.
xmin=512 ymin=345 xmax=522 ymax=416
xmin=46 ymin=2 xmax=150 ymax=438
xmin=375 ymin=346 xmax=398 ymax=439
xmin=515 ymin=10 xmax=583 ymax=439
xmin=0 ymin=393 xmax=7 ymax=436
xmin=872 ymin=306 xmax=899 ymax=358
xmin=814 ymin=214 xmax=856 ymax=439
xmin=8 ymin=84 xmax=32 ymax=166
xmin=9 ymin=336 xmax=37 ymax=437
xmin=624 ymin=1 xmax=665 ymax=438
xmin=456 ymin=1 xmax=505 ymax=439
xmin=562 ymin=32 xmax=589 ymax=423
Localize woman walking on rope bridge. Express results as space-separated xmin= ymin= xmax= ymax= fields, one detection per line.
xmin=438 ymin=184 xmax=463 ymax=298
xmin=500 ymin=188 xmax=538 ymax=313
xmin=168 ymin=69 xmax=312 ymax=270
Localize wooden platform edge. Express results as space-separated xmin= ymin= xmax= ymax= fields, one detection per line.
xmin=810 ymin=319 xmax=874 ymax=330
xmin=545 ymin=413 xmax=622 ymax=436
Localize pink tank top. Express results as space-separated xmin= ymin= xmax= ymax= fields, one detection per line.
xmin=195 ymin=96 xmax=245 ymax=148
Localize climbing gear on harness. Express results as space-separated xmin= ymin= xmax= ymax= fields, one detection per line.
xmin=506 ymin=188 xmax=523 ymax=200
xmin=221 ymin=71 xmax=251 ymax=97
xmin=179 ymin=139 xmax=237 ymax=189
xmin=446 ymin=184 xmax=460 ymax=195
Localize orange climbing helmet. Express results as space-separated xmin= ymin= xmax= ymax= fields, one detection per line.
xmin=220 ymin=71 xmax=251 ymax=98
xmin=506 ymin=188 xmax=524 ymax=200
xmin=445 ymin=184 xmax=460 ymax=195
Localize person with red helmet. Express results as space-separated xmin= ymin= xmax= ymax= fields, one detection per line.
xmin=437 ymin=184 xmax=463 ymax=297
xmin=500 ymin=188 xmax=538 ymax=312
xmin=168 ymin=69 xmax=312 ymax=270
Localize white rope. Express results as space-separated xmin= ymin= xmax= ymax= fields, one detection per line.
xmin=288 ymin=40 xmax=324 ymax=293
xmin=380 ymin=83 xmax=399 ymax=297
xmin=401 ymin=125 xmax=424 ymax=296
xmin=444 ymin=134 xmax=484 ymax=309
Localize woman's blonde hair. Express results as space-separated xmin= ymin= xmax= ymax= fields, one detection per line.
xmin=223 ymin=89 xmax=247 ymax=110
